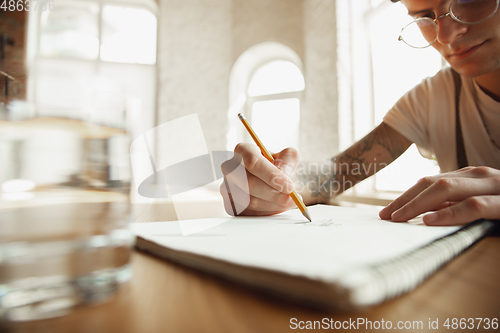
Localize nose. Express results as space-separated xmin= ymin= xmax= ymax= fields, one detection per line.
xmin=436 ymin=13 xmax=468 ymax=45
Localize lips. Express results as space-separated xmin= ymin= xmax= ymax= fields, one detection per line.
xmin=449 ymin=41 xmax=486 ymax=60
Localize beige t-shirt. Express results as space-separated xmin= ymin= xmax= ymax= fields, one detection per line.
xmin=384 ymin=66 xmax=500 ymax=173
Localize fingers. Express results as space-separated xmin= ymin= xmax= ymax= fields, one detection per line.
xmin=379 ymin=168 xmax=500 ymax=221
xmin=273 ymin=148 xmax=300 ymax=178
xmin=233 ymin=143 xmax=294 ymax=194
xmin=379 ymin=176 xmax=436 ymax=219
xmin=423 ymin=195 xmax=500 ymax=226
xmin=454 ymin=166 xmax=500 ymax=179
xmin=380 ymin=169 xmax=476 ymax=219
xmin=219 ymin=143 xmax=300 ymax=216
xmin=379 ymin=168 xmax=500 ymax=226
xmin=220 ymin=174 xmax=295 ymax=208
xmin=432 ymin=201 xmax=457 ymax=211
xmin=389 ymin=177 xmax=500 ymax=222
xmin=220 ymin=175 xmax=295 ymax=216
xmin=220 ymin=178 xmax=238 ymax=216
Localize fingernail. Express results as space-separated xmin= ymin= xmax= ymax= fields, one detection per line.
xmin=424 ymin=212 xmax=438 ymax=224
xmin=391 ymin=210 xmax=402 ymax=221
xmin=379 ymin=206 xmax=389 ymax=219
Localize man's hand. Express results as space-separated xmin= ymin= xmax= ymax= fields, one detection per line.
xmin=219 ymin=143 xmax=300 ymax=216
xmin=379 ymin=166 xmax=500 ymax=225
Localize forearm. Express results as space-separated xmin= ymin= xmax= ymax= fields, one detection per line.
xmin=294 ymin=122 xmax=412 ymax=205
xmin=294 ymin=160 xmax=344 ymax=205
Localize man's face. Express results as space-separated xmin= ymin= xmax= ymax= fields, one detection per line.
xmin=401 ymin=0 xmax=500 ymax=78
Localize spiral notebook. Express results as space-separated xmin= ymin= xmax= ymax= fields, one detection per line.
xmin=131 ymin=205 xmax=495 ymax=310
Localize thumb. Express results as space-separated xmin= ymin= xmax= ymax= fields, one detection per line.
xmin=273 ymin=148 xmax=300 ymax=178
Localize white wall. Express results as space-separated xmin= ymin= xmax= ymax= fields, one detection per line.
xmin=302 ymin=0 xmax=338 ymax=160
xmin=156 ymin=0 xmax=339 ymax=160
xmin=156 ymin=0 xmax=233 ymax=152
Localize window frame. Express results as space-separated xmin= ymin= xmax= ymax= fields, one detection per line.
xmin=26 ymin=0 xmax=159 ymax=132
xmin=31 ymin=0 xmax=158 ymax=64
xmin=336 ymin=0 xmax=443 ymax=202
xmin=227 ymin=42 xmax=305 ymax=152
xmin=244 ymin=61 xmax=304 ymax=152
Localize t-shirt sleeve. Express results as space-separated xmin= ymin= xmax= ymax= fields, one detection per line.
xmin=383 ymin=77 xmax=433 ymax=159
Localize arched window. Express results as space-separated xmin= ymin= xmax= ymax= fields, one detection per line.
xmin=27 ymin=0 xmax=158 ymax=135
xmin=247 ymin=60 xmax=304 ymax=153
xmin=228 ymin=42 xmax=304 ymax=153
xmin=248 ymin=60 xmax=304 ymax=97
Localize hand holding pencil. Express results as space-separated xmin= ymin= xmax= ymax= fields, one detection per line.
xmin=219 ymin=113 xmax=311 ymax=221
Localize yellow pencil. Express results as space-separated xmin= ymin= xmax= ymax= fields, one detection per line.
xmin=238 ymin=113 xmax=312 ymax=222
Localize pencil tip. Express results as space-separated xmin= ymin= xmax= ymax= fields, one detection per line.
xmin=303 ymin=210 xmax=312 ymax=222
xmin=238 ymin=113 xmax=245 ymax=121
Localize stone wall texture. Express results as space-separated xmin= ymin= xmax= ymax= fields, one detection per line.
xmin=156 ymin=0 xmax=339 ymax=159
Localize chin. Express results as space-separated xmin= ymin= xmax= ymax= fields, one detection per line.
xmin=448 ymin=61 xmax=495 ymax=78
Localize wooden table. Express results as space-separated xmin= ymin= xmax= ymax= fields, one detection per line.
xmin=3 ymin=201 xmax=500 ymax=333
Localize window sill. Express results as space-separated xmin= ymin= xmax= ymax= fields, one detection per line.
xmin=334 ymin=191 xmax=400 ymax=207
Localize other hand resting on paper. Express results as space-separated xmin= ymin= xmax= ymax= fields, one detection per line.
xmin=379 ymin=166 xmax=500 ymax=226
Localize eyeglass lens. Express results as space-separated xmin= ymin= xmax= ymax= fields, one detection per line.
xmin=400 ymin=0 xmax=498 ymax=48
xmin=452 ymin=0 xmax=498 ymax=23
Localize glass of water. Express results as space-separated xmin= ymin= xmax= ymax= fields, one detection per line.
xmin=0 ymin=102 xmax=133 ymax=322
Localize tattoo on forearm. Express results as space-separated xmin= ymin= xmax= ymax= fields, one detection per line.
xmin=296 ymin=123 xmax=411 ymax=204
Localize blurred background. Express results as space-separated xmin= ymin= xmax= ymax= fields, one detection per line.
xmin=1 ymin=0 xmax=446 ymax=204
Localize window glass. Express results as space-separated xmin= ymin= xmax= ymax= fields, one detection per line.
xmin=251 ymin=99 xmax=300 ymax=153
xmin=248 ymin=61 xmax=305 ymax=96
xmin=369 ymin=2 xmax=442 ymax=124
xmin=34 ymin=0 xmax=158 ymax=134
xmin=40 ymin=1 xmax=99 ymax=59
xmin=370 ymin=0 xmax=386 ymax=8
xmin=100 ymin=6 xmax=157 ymax=64
xmin=368 ymin=1 xmax=441 ymax=192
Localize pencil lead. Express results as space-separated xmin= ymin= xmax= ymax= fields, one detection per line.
xmin=303 ymin=210 xmax=312 ymax=222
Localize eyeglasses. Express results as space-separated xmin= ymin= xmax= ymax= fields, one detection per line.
xmin=398 ymin=0 xmax=500 ymax=48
